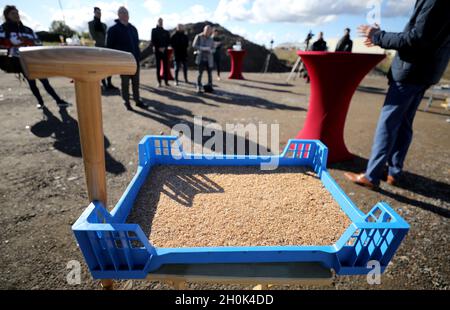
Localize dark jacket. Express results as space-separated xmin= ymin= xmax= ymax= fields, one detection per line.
xmin=106 ymin=19 xmax=140 ymax=61
xmin=0 ymin=21 xmax=40 ymax=73
xmin=88 ymin=17 xmax=107 ymax=48
xmin=311 ymin=38 xmax=327 ymax=51
xmin=372 ymin=0 xmax=450 ymax=85
xmin=213 ymin=35 xmax=223 ymax=58
xmin=151 ymin=26 xmax=170 ymax=50
xmin=335 ymin=35 xmax=353 ymax=52
xmin=170 ymin=31 xmax=189 ymax=60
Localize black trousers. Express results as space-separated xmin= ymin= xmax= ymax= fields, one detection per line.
xmin=174 ymin=58 xmax=188 ymax=83
xmin=197 ymin=60 xmax=212 ymax=87
xmin=26 ymin=78 xmax=62 ymax=105
xmin=214 ymin=54 xmax=221 ymax=77
xmin=155 ymin=50 xmax=169 ymax=84
xmin=120 ymin=66 xmax=140 ymax=103
xmin=101 ymin=76 xmax=113 ymax=88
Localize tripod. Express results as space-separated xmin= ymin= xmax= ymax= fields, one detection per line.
xmin=262 ymin=40 xmax=274 ymax=73
xmin=286 ymin=32 xmax=313 ymax=84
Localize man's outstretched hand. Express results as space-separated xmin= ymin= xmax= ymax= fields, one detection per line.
xmin=358 ymin=24 xmax=380 ymax=47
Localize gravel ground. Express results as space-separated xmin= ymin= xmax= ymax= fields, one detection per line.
xmin=0 ymin=69 xmax=448 ymax=290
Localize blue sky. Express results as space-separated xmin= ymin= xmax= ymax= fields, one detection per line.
xmin=1 ymin=0 xmax=415 ymax=46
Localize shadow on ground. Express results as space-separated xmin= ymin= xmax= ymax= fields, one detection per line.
xmin=30 ymin=106 xmax=126 ymax=175
xmin=141 ymin=84 xmax=304 ymax=111
xmin=239 ymin=83 xmax=296 ymax=94
xmin=202 ymin=89 xmax=306 ymax=111
xmin=331 ymin=155 xmax=450 ymax=218
xmin=131 ymin=100 xmax=273 ymax=156
xmin=243 ymin=78 xmax=293 ymax=87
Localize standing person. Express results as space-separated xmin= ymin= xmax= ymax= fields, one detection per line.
xmin=0 ymin=5 xmax=70 ymax=109
xmin=345 ymin=0 xmax=450 ymax=189
xmin=212 ymin=28 xmax=223 ymax=81
xmin=106 ymin=6 xmax=144 ymax=111
xmin=151 ymin=18 xmax=171 ymax=87
xmin=88 ymin=6 xmax=118 ymax=91
xmin=335 ymin=28 xmax=353 ymax=52
xmin=311 ymin=32 xmax=328 ymax=51
xmin=193 ymin=25 xmax=215 ymax=93
xmin=170 ymin=24 xmax=189 ymax=86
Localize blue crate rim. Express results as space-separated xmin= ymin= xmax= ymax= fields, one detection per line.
xmin=72 ymin=135 xmax=409 ymax=279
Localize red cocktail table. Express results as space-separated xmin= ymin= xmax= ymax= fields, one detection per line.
xmin=296 ymin=51 xmax=385 ymax=163
xmin=159 ymin=47 xmax=174 ymax=81
xmin=228 ymin=49 xmax=246 ymax=80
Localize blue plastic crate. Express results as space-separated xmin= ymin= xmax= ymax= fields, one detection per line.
xmin=72 ymin=136 xmax=409 ymax=279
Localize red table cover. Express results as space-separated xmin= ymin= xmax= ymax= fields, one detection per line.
xmin=228 ymin=49 xmax=246 ymax=80
xmin=296 ymin=51 xmax=385 ymax=163
xmin=159 ymin=47 xmax=174 ymax=81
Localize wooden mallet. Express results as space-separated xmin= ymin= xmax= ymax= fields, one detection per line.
xmin=19 ymin=46 xmax=137 ymax=289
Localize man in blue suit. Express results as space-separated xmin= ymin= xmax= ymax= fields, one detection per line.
xmin=345 ymin=0 xmax=450 ymax=189
xmin=107 ymin=6 xmax=144 ymax=111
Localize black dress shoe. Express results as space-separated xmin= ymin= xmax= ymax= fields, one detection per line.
xmin=57 ymin=100 xmax=71 ymax=108
xmin=135 ymin=100 xmax=146 ymax=109
xmin=124 ymin=101 xmax=133 ymax=111
xmin=107 ymin=84 xmax=119 ymax=90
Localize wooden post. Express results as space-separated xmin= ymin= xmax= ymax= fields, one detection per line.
xmin=19 ymin=46 xmax=137 ymax=290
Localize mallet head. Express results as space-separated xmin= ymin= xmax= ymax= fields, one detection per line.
xmin=19 ymin=46 xmax=137 ymax=82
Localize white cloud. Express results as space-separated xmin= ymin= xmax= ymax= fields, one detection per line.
xmin=18 ymin=0 xmax=416 ymax=43
xmin=214 ymin=0 xmax=253 ymax=23
xmin=47 ymin=0 xmax=213 ymax=40
xmin=154 ymin=5 xmax=212 ymax=30
xmin=228 ymin=26 xmax=249 ymax=39
xmin=20 ymin=10 xmax=46 ymax=31
xmin=213 ymin=0 xmax=415 ymax=25
xmin=143 ymin=0 xmax=162 ymax=15
xmin=252 ymin=30 xmax=275 ymax=45
xmin=48 ymin=1 xmax=128 ymax=33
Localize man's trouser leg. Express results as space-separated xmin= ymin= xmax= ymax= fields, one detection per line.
xmin=155 ymin=52 xmax=162 ymax=84
xmin=183 ymin=60 xmax=188 ymax=82
xmin=387 ymin=85 xmax=427 ymax=178
xmin=206 ymin=64 xmax=212 ymax=87
xmin=131 ymin=66 xmax=140 ymax=102
xmin=174 ymin=59 xmax=180 ymax=83
xmin=120 ymin=75 xmax=130 ymax=102
xmin=197 ymin=61 xmax=205 ymax=87
xmin=365 ymin=81 xmax=428 ymax=185
xmin=162 ymin=50 xmax=169 ymax=84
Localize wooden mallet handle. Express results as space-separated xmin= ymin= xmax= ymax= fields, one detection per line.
xmin=19 ymin=46 xmax=136 ymax=208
